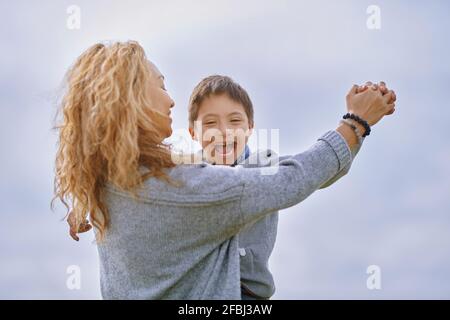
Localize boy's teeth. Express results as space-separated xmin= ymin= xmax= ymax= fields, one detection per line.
xmin=215 ymin=143 xmax=234 ymax=155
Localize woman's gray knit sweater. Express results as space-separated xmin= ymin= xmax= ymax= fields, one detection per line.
xmin=97 ymin=129 xmax=358 ymax=299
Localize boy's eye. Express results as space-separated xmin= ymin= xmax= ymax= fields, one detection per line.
xmin=204 ymin=121 xmax=216 ymax=125
xmin=231 ymin=119 xmax=242 ymax=123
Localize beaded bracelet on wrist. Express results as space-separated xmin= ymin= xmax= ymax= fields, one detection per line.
xmin=343 ymin=113 xmax=371 ymax=137
xmin=340 ymin=119 xmax=363 ymax=145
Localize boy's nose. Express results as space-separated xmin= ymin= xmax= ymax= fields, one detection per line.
xmin=218 ymin=125 xmax=228 ymax=136
xmin=218 ymin=127 xmax=235 ymax=141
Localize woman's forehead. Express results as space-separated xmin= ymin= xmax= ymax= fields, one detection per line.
xmin=148 ymin=60 xmax=164 ymax=79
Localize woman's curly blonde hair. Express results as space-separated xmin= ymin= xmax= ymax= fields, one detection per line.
xmin=52 ymin=41 xmax=175 ymax=241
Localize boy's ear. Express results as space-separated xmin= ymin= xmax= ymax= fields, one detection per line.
xmin=188 ymin=127 xmax=195 ymax=139
xmin=248 ymin=121 xmax=254 ymax=136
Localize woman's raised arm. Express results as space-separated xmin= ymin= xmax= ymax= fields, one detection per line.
xmin=237 ymin=83 xmax=396 ymax=227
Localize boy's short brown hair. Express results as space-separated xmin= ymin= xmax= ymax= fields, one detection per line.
xmin=188 ymin=75 xmax=254 ymax=128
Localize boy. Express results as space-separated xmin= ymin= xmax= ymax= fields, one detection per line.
xmin=187 ymin=75 xmax=364 ymax=299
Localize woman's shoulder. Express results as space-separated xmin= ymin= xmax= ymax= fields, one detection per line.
xmin=239 ymin=148 xmax=279 ymax=167
xmin=165 ymin=161 xmax=246 ymax=193
xmin=105 ymin=162 xmax=246 ymax=206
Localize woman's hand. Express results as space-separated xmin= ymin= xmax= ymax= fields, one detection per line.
xmin=348 ymin=81 xmax=397 ymax=124
xmin=67 ymin=211 xmax=92 ymax=241
xmin=336 ymin=81 xmax=397 ymax=149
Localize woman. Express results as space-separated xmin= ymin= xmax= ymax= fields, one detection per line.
xmin=53 ymin=41 xmax=396 ymax=299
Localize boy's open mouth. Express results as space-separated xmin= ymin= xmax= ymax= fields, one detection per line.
xmin=214 ymin=141 xmax=237 ymax=158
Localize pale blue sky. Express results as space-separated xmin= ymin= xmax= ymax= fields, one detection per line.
xmin=0 ymin=0 xmax=449 ymax=299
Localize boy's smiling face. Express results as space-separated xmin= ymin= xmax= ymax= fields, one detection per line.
xmin=189 ymin=93 xmax=253 ymax=165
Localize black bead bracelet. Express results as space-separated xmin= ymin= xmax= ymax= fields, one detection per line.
xmin=343 ymin=113 xmax=371 ymax=137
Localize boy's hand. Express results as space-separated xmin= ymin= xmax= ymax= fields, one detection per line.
xmin=67 ymin=211 xmax=92 ymax=241
xmin=356 ymin=81 xmax=397 ymax=115
xmin=346 ymin=81 xmax=396 ymax=127
xmin=339 ymin=81 xmax=397 ymax=149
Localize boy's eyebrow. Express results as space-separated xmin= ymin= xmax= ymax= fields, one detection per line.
xmin=200 ymin=111 xmax=245 ymax=119
xmin=201 ymin=113 xmax=219 ymax=118
xmin=228 ymin=112 xmax=245 ymax=117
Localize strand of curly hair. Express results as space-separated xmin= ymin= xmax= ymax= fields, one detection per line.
xmin=51 ymin=41 xmax=176 ymax=241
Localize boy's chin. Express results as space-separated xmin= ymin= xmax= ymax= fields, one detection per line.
xmin=216 ymin=148 xmax=245 ymax=165
xmin=210 ymin=155 xmax=236 ymax=166
xmin=220 ymin=156 xmax=236 ymax=165
xmin=206 ymin=151 xmax=236 ymax=166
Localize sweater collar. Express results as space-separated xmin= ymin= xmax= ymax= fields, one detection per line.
xmin=234 ymin=144 xmax=251 ymax=165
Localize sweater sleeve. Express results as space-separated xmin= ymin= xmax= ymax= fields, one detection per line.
xmin=319 ymin=134 xmax=365 ymax=189
xmin=237 ymin=130 xmax=352 ymax=227
xmin=273 ymin=133 xmax=364 ymax=190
